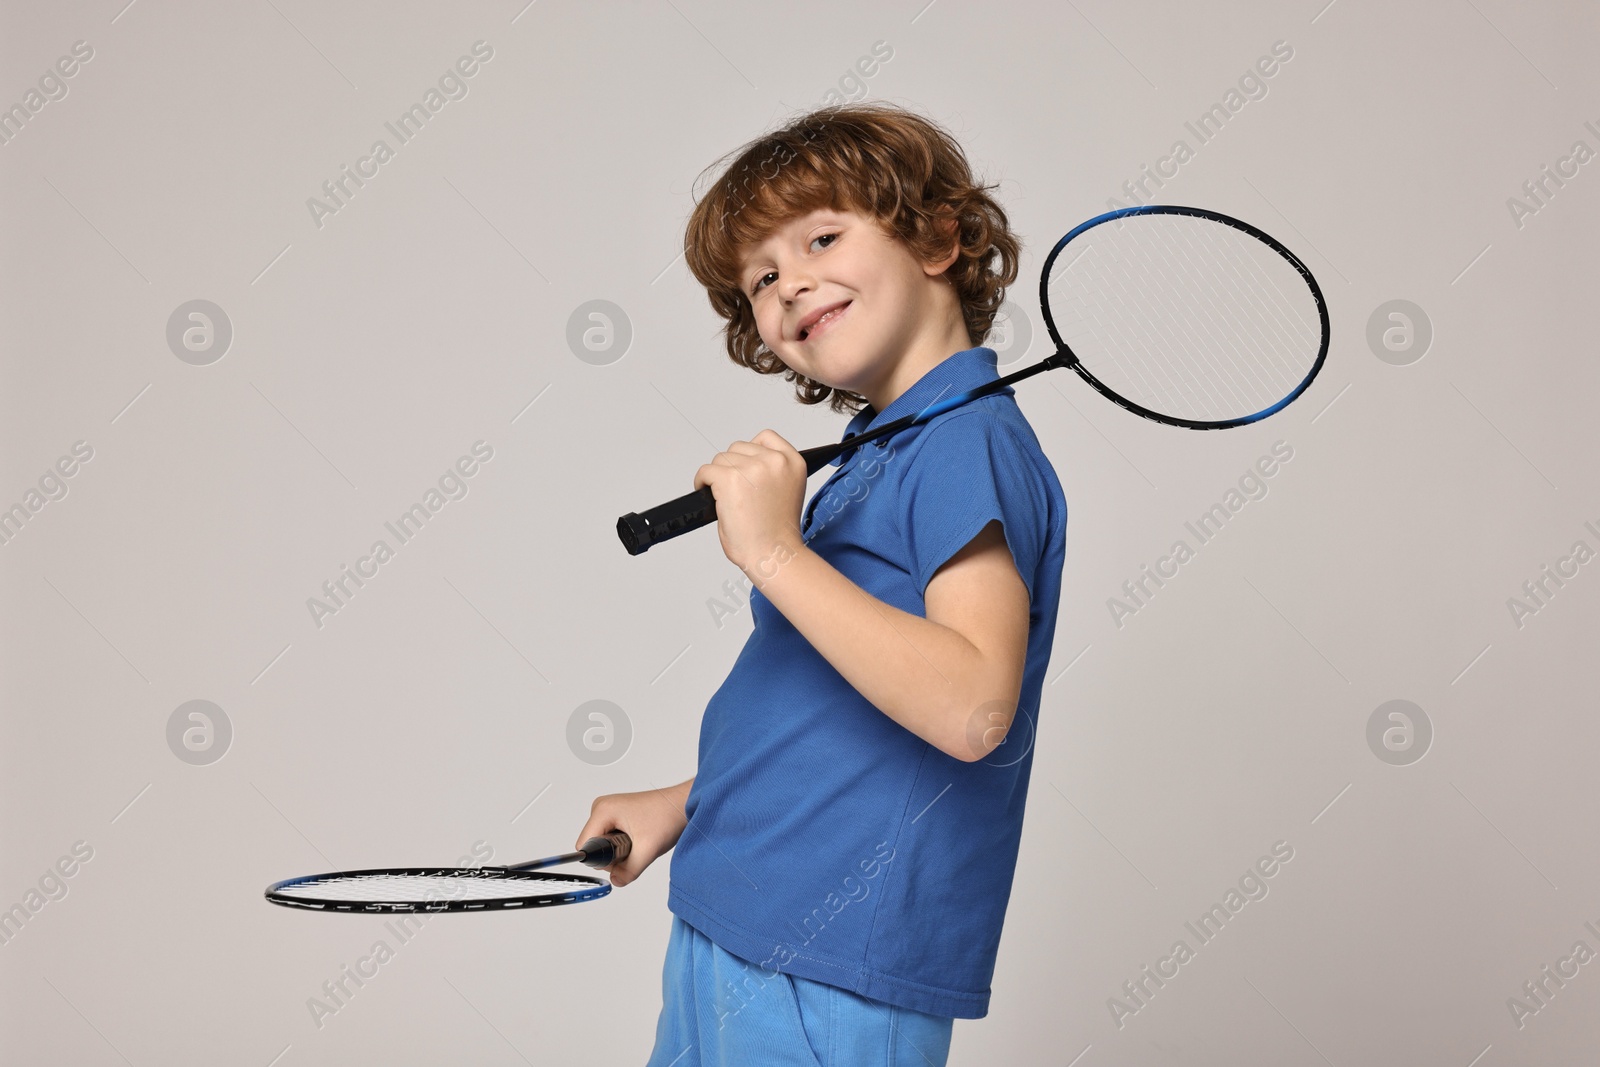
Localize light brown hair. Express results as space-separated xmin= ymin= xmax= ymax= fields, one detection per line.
xmin=683 ymin=102 xmax=1021 ymax=415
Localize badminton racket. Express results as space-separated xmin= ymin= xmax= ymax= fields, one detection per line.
xmin=264 ymin=832 xmax=632 ymax=913
xmin=616 ymin=204 xmax=1329 ymax=554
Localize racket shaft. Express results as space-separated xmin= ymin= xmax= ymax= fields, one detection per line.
xmin=506 ymin=832 xmax=635 ymax=872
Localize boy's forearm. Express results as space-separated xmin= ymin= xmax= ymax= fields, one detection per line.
xmin=749 ymin=540 xmax=1012 ymax=761
xmin=659 ymin=776 xmax=693 ymax=822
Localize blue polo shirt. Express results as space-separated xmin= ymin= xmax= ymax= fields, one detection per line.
xmin=667 ymin=345 xmax=1068 ymax=1020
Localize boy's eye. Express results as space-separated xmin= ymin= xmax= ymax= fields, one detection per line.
xmin=750 ymin=232 xmax=839 ymax=294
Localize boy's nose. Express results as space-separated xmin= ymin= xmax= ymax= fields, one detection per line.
xmin=779 ymin=270 xmax=815 ymax=302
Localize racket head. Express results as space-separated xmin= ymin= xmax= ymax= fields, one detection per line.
xmin=1039 ymin=204 xmax=1330 ymax=429
xmin=264 ymin=866 xmax=611 ymax=913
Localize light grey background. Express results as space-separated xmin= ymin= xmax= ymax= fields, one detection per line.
xmin=3 ymin=1 xmax=1597 ymax=1064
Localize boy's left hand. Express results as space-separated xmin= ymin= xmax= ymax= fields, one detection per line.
xmin=694 ymin=429 xmax=807 ymax=577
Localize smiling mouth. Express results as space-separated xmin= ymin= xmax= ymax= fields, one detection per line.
xmin=800 ymin=302 xmax=850 ymax=342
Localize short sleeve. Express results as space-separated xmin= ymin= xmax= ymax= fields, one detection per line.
xmin=898 ymin=411 xmax=1046 ymax=603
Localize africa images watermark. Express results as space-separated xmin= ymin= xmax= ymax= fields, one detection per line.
xmin=710 ymin=38 xmax=892 ymax=235
xmin=1505 ymin=916 xmax=1600 ymax=1031
xmin=1105 ymin=40 xmax=1295 ymax=210
xmin=0 ymin=440 xmax=94 ymax=548
xmin=1107 ymin=441 xmax=1295 ymax=629
xmin=1505 ymin=116 xmax=1600 ymax=231
xmin=814 ymin=40 xmax=894 ymax=108
xmin=305 ymin=41 xmax=495 ymax=230
xmin=713 ymin=841 xmax=897 ymax=1032
xmin=305 ymin=839 xmax=495 ymax=1030
xmin=1504 ymin=519 xmax=1600 ymax=630
xmin=305 ymin=441 xmax=494 ymax=629
xmin=0 ymin=39 xmax=95 ymax=148
xmin=1108 ymin=839 xmax=1295 ymax=1030
xmin=0 ymin=841 xmax=95 ymax=948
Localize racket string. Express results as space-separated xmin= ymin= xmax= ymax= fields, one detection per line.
xmin=1119 ymin=218 xmax=1284 ymax=416
xmin=1159 ymin=215 xmax=1318 ymax=412
xmin=1060 ymin=232 xmax=1238 ymax=419
xmin=1059 ymin=259 xmax=1182 ymax=412
xmin=1061 ymin=230 xmax=1216 ymax=413
xmin=1111 ymin=227 xmax=1253 ymax=417
xmin=1047 ymin=212 xmax=1321 ymax=423
xmin=1181 ymin=220 xmax=1308 ymax=395
xmin=1068 ymin=236 xmax=1246 ymax=420
xmin=1166 ymin=222 xmax=1288 ymax=411
xmin=275 ymin=872 xmax=599 ymax=903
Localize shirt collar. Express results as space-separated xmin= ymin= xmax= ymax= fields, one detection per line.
xmin=831 ymin=346 xmax=1012 ymax=466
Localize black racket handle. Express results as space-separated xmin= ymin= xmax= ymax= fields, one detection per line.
xmin=616 ymin=443 xmax=844 ymax=555
xmin=616 ymin=423 xmax=938 ymax=555
xmin=616 ymin=485 xmax=718 ymax=556
xmin=579 ymin=832 xmax=632 ymax=868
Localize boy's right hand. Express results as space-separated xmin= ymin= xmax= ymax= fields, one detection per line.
xmin=575 ymin=782 xmax=691 ymax=888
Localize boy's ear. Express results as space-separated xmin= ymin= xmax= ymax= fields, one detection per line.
xmin=923 ymin=214 xmax=961 ymax=277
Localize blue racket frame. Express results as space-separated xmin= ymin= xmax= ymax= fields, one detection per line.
xmin=1038 ymin=203 xmax=1330 ymax=430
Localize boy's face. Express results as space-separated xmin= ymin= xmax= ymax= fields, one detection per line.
xmin=736 ymin=206 xmax=958 ymax=405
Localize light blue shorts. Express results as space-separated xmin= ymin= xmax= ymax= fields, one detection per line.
xmin=645 ymin=915 xmax=954 ymax=1067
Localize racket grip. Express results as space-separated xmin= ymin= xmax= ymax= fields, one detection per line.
xmin=580 ymin=832 xmax=632 ymax=868
xmin=617 ymin=486 xmax=717 ymax=556
xmin=617 ymin=442 xmax=852 ymax=556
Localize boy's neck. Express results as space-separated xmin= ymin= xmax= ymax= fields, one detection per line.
xmin=857 ymin=277 xmax=973 ymax=413
xmin=859 ymin=325 xmax=974 ymax=414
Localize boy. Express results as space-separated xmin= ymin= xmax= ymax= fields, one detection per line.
xmin=577 ymin=102 xmax=1067 ymax=1066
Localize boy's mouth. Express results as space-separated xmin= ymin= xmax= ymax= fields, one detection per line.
xmin=798 ymin=301 xmax=850 ymax=342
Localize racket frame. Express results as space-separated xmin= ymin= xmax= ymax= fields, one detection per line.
xmin=262 ymin=832 xmax=631 ymax=914
xmin=1039 ymin=203 xmax=1330 ymax=430
xmin=264 ymin=867 xmax=611 ymax=913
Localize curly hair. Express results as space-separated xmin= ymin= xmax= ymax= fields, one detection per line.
xmin=682 ymin=102 xmax=1021 ymax=416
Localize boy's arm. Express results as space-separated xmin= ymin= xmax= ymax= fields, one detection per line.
xmin=755 ymin=518 xmax=1029 ymax=762
xmin=577 ymin=775 xmax=695 ymax=887
xmin=665 ymin=776 xmax=693 ymax=814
